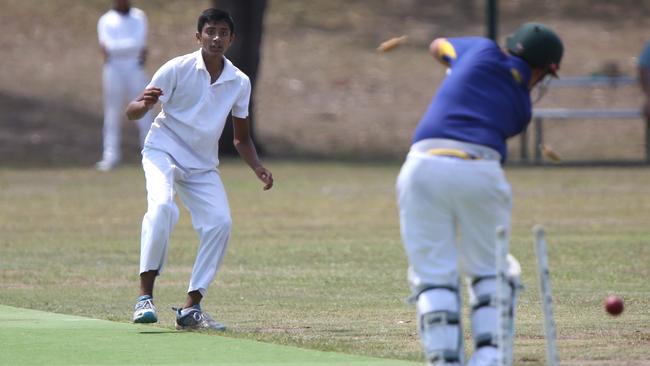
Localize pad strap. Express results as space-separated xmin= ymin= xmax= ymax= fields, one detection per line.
xmin=407 ymin=284 xmax=458 ymax=304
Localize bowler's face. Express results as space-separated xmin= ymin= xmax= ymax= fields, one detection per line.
xmin=196 ymin=21 xmax=233 ymax=58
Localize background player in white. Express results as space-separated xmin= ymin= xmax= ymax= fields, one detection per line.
xmin=125 ymin=8 xmax=273 ymax=330
xmin=396 ymin=23 xmax=563 ymax=365
xmin=97 ymin=0 xmax=153 ymax=171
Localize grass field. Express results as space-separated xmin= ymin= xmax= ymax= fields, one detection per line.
xmin=0 ymin=305 xmax=418 ymax=366
xmin=1 ymin=161 xmax=649 ymax=365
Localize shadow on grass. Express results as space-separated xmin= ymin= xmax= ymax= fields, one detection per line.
xmin=139 ymin=330 xmax=180 ymax=334
xmin=0 ymin=91 xmax=142 ymax=168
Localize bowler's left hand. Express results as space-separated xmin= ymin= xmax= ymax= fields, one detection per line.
xmin=254 ymin=166 xmax=274 ymax=190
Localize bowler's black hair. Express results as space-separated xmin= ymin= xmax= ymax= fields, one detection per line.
xmin=197 ymin=8 xmax=235 ymax=34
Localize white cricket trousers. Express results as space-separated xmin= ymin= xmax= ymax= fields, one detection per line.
xmin=396 ymin=151 xmax=512 ymax=292
xmin=140 ymin=148 xmax=232 ymax=296
xmin=101 ymin=62 xmax=153 ymax=163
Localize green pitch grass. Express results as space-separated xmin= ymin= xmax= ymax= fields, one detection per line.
xmin=1 ymin=161 xmax=649 ymax=365
xmin=0 ymin=305 xmax=417 ymax=365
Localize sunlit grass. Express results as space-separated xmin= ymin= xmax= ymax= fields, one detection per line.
xmin=0 ymin=162 xmax=649 ymax=364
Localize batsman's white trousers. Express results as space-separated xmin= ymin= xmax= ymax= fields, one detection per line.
xmin=140 ymin=148 xmax=232 ymax=296
xmin=102 ymin=62 xmax=153 ymax=163
xmin=396 ymin=147 xmax=512 ymax=293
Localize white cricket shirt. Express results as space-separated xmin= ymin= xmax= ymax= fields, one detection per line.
xmin=144 ymin=50 xmax=251 ymax=170
xmin=97 ymin=7 xmax=147 ymax=67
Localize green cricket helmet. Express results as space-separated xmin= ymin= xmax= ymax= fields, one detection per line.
xmin=506 ymin=22 xmax=563 ymax=77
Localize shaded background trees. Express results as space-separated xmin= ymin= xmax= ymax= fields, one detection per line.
xmin=212 ymin=0 xmax=267 ymax=155
xmin=1 ymin=1 xmax=649 ymax=166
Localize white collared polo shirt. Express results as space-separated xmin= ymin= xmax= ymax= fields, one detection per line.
xmin=97 ymin=7 xmax=147 ymax=67
xmin=144 ymin=50 xmax=251 ymax=170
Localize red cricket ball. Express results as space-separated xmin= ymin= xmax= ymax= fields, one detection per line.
xmin=604 ymin=295 xmax=624 ymax=316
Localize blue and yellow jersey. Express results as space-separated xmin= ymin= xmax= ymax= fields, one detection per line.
xmin=412 ymin=37 xmax=532 ymax=162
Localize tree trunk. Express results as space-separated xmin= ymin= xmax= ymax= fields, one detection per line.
xmin=211 ymin=0 xmax=267 ymax=155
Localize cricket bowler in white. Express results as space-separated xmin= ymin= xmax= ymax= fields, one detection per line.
xmin=97 ymin=0 xmax=153 ymax=171
xmin=125 ymin=8 xmax=273 ymax=330
xmin=396 ymin=23 xmax=563 ymax=365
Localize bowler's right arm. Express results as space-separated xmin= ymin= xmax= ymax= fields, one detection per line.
xmin=126 ymin=87 xmax=163 ymax=120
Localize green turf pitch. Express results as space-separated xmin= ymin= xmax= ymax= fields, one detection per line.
xmin=0 ymin=305 xmax=419 ymax=366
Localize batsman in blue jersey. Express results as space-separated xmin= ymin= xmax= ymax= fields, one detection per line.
xmin=396 ymin=23 xmax=563 ymax=366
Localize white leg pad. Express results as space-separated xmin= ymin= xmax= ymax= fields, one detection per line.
xmin=469 ymin=276 xmax=499 ymax=349
xmin=417 ymin=287 xmax=463 ymax=366
xmin=467 ymin=276 xmax=500 ymax=366
xmin=467 ymin=255 xmax=522 ymax=366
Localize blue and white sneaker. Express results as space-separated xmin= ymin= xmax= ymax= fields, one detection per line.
xmin=133 ymin=295 xmax=158 ymax=323
xmin=173 ymin=305 xmax=226 ymax=331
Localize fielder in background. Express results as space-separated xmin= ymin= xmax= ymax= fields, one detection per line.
xmin=638 ymin=42 xmax=650 ymax=122
xmin=125 ymin=8 xmax=273 ymax=330
xmin=96 ymin=0 xmax=153 ymax=171
xmin=396 ymin=23 xmax=563 ymax=366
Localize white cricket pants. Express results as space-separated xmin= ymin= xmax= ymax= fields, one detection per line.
xmin=396 ymin=151 xmax=512 ymax=292
xmin=101 ymin=62 xmax=153 ymax=163
xmin=140 ymin=148 xmax=232 ymax=296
